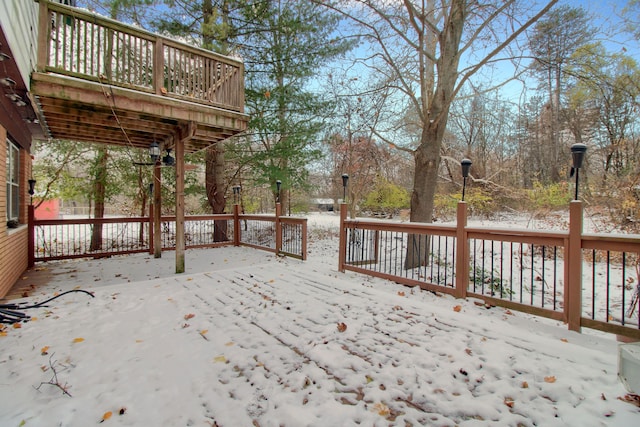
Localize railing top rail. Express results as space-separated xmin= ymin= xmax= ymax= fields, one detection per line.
xmin=239 ymin=214 xmax=278 ymax=221
xmin=581 ymin=233 xmax=640 ymax=253
xmin=344 ymin=218 xmax=457 ymax=236
xmin=34 ymin=216 xmax=149 ymax=225
xmin=279 ymin=217 xmax=307 ymax=224
xmin=583 ymin=232 xmax=640 ymax=243
xmin=465 ymin=226 xmax=568 ymax=238
xmin=42 ymin=0 xmax=243 ymax=68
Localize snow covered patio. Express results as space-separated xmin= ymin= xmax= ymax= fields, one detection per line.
xmin=1 ymin=230 xmax=639 ymax=426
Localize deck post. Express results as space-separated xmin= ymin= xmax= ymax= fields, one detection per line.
xmin=153 ymin=160 xmax=162 ymax=258
xmin=454 ymin=201 xmax=469 ymax=299
xmin=153 ymin=37 xmax=164 ymax=96
xmin=36 ymin=1 xmax=49 ymax=72
xmin=275 ymin=202 xmax=282 ymax=256
xmin=233 ymin=203 xmax=240 ymax=246
xmin=175 ymin=136 xmax=185 ymax=274
xmin=338 ymin=203 xmax=347 ymax=273
xmin=28 ymin=205 xmax=35 ymax=268
xmin=148 ymin=195 xmax=154 ymax=255
xmin=567 ymin=200 xmax=583 ymax=332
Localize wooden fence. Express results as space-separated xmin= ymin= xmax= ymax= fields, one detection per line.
xmin=29 ymin=204 xmax=307 ymax=263
xmin=339 ymin=202 xmax=640 ymax=340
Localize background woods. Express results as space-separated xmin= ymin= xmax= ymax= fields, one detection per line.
xmin=33 ymin=0 xmax=640 ymax=234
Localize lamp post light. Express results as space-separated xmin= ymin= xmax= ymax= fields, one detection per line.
xmin=461 ymin=158 xmax=472 ymax=201
xmin=276 ymin=180 xmax=282 ymax=203
xmin=570 ymin=143 xmax=587 ymax=201
xmin=28 ymin=179 xmax=36 ymax=204
xmin=341 ymin=174 xmax=349 ymax=203
xmin=149 ymin=141 xmax=160 ymax=164
xmin=162 ymin=148 xmax=175 ymax=166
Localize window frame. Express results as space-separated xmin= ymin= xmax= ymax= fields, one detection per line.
xmin=6 ymin=138 xmax=20 ymax=222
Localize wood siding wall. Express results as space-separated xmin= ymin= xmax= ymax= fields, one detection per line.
xmin=0 ymin=125 xmax=30 ymax=298
xmin=0 ymin=0 xmax=39 ymax=86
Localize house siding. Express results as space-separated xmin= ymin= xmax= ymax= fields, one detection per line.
xmin=0 ymin=125 xmax=30 ymax=298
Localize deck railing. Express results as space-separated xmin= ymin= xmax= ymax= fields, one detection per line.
xmin=30 ymin=204 xmax=306 ymax=262
xmin=38 ymin=0 xmax=244 ymax=112
xmin=339 ymin=202 xmax=640 ymax=340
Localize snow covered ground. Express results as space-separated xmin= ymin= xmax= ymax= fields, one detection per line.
xmin=1 ymin=212 xmax=639 ymax=426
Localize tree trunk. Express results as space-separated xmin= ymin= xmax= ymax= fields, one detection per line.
xmin=90 ymin=147 xmax=108 ymax=251
xmin=206 ymin=144 xmax=228 ymax=241
xmin=405 ymin=126 xmax=441 ymax=269
xmin=405 ymin=0 xmax=464 ymax=269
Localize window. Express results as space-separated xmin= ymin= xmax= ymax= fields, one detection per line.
xmin=6 ymin=139 xmax=19 ymax=222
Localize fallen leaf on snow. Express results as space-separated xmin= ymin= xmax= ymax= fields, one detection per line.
xmin=504 ymin=397 xmax=515 ymax=408
xmin=337 ymin=322 xmax=347 ymax=332
xmin=13 ymin=323 xmax=22 ymax=329
xmin=184 ymin=313 xmax=195 ymax=320
xmin=41 ymin=346 xmax=50 ymax=355
xmin=522 ymin=381 xmax=529 ymax=388
xmin=618 ymin=393 xmax=640 ymax=407
xmin=560 ymin=338 xmax=568 ymax=343
xmin=100 ymin=411 xmax=112 ymax=422
xmin=214 ymin=355 xmax=227 ymax=363
xmin=397 ymin=291 xmax=405 ymax=297
xmin=544 ymin=376 xmax=556 ymax=383
xmin=453 ymin=305 xmax=462 ymax=312
xmin=72 ymin=337 xmax=84 ymax=343
xmin=372 ymin=402 xmax=390 ymax=416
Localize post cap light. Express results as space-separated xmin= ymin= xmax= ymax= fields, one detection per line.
xmin=571 ymin=143 xmax=587 ymax=169
xmin=342 ymin=173 xmax=349 ymax=187
xmin=461 ymin=159 xmax=472 ymax=178
xmin=28 ymin=179 xmax=36 ymax=196
xmin=149 ymin=141 xmax=160 ymax=163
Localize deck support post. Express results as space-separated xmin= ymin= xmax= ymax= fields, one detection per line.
xmin=454 ymin=201 xmax=469 ymax=299
xmin=174 ymin=122 xmax=196 ymax=274
xmin=338 ymin=203 xmax=347 ymax=273
xmin=567 ymin=200 xmax=583 ymax=332
xmin=174 ymin=138 xmax=185 ymax=274
xmin=275 ymin=202 xmax=282 ymax=256
xmin=153 ymin=160 xmax=162 ymax=258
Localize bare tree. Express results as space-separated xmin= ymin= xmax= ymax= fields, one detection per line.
xmin=319 ymin=0 xmax=558 ymax=267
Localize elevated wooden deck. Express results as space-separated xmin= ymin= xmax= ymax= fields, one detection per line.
xmin=31 ymin=1 xmax=247 ymax=152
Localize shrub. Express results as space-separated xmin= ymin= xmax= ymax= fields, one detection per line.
xmin=526 ymin=181 xmax=572 ymax=211
xmin=361 ymin=178 xmax=410 ymax=216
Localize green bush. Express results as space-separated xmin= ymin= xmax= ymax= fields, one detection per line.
xmin=361 ymin=178 xmax=410 ymax=216
xmin=435 ymin=189 xmax=496 ymax=219
xmin=526 ymin=181 xmax=572 ymax=210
